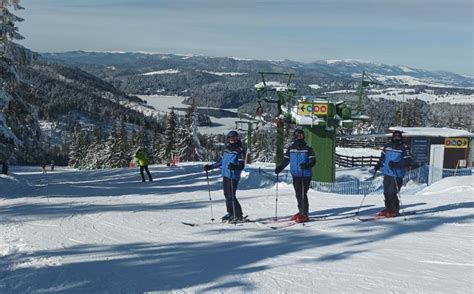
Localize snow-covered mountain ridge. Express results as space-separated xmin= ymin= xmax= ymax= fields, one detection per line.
xmin=43 ymin=51 xmax=474 ymax=88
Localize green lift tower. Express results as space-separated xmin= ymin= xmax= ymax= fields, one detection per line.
xmin=255 ymin=72 xmax=373 ymax=183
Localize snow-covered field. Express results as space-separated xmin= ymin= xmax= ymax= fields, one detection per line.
xmin=368 ymin=89 xmax=473 ymax=104
xmin=137 ymin=95 xmax=241 ymax=135
xmin=1 ymin=163 xmax=473 ymax=293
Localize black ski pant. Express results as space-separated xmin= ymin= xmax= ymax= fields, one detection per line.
xmin=383 ymin=175 xmax=402 ymax=211
xmin=223 ymin=177 xmax=242 ymax=217
xmin=140 ymin=165 xmax=153 ymax=182
xmin=293 ymin=176 xmax=311 ymax=216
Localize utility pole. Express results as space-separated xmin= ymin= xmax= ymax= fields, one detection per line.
xmin=401 ymin=84 xmax=407 ymax=126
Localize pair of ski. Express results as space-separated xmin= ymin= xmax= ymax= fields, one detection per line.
xmin=181 ymin=216 xmax=253 ymax=227
xmin=254 ymin=216 xmax=324 ymax=229
xmin=182 ymin=215 xmax=328 ymax=229
xmin=356 ymin=211 xmax=416 ymax=222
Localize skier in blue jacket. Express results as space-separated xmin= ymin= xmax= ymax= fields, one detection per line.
xmin=275 ymin=129 xmax=316 ymax=223
xmin=374 ymin=130 xmax=412 ymax=217
xmin=204 ymin=131 xmax=247 ymax=223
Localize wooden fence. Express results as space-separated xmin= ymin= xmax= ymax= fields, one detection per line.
xmin=335 ymin=153 xmax=380 ymax=167
xmin=336 ymin=138 xmax=385 ymax=149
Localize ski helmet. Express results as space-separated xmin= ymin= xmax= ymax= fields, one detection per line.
xmin=293 ymin=129 xmax=305 ymax=140
xmin=227 ymin=130 xmax=239 ymax=139
xmin=392 ymin=130 xmax=403 ymax=143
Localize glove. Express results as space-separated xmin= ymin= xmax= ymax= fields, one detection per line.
xmin=274 ymin=167 xmax=282 ymax=174
xmin=228 ymin=163 xmax=239 ymax=170
xmin=388 ymin=161 xmax=396 ymax=169
xmin=373 ymin=164 xmax=381 ymax=172
xmin=204 ymin=164 xmax=212 ymax=171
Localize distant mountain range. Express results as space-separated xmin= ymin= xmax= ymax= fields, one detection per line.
xmin=43 ymin=51 xmax=474 ymax=89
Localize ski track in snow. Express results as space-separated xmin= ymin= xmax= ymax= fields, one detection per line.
xmin=0 ymin=164 xmax=473 ymax=293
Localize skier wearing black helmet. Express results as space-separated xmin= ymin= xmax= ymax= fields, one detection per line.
xmin=374 ymin=130 xmax=412 ymax=217
xmin=275 ymin=129 xmax=316 ymax=223
xmin=204 ymin=130 xmax=247 ymax=223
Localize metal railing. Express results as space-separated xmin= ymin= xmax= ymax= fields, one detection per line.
xmin=251 ymin=164 xmax=472 ymax=195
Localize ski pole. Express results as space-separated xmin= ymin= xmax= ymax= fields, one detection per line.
xmin=355 ymin=172 xmax=376 ymax=216
xmin=274 ymin=174 xmax=279 ymax=220
xmin=205 ymin=170 xmax=215 ymax=222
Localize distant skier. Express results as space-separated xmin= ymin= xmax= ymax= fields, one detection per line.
xmin=50 ymin=160 xmax=55 ymax=171
xmin=374 ymin=130 xmax=412 ymax=217
xmin=135 ymin=149 xmax=153 ymax=182
xmin=204 ymin=130 xmax=246 ymax=223
xmin=275 ymin=129 xmax=316 ymax=223
xmin=1 ymin=159 xmax=8 ymax=175
xmin=41 ymin=161 xmax=46 ymax=174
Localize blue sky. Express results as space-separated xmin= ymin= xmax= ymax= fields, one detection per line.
xmin=15 ymin=0 xmax=474 ymax=75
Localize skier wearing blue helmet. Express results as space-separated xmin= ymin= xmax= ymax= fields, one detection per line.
xmin=204 ymin=130 xmax=247 ymax=223
xmin=275 ymin=129 xmax=316 ymax=223
xmin=374 ymin=130 xmax=412 ymax=217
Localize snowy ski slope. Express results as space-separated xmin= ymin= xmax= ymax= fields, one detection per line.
xmin=0 ymin=163 xmax=473 ymax=293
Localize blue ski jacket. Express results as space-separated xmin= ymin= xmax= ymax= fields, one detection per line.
xmin=210 ymin=140 xmax=246 ymax=180
xmin=276 ymin=139 xmax=316 ymax=177
xmin=376 ymin=141 xmax=412 ymax=178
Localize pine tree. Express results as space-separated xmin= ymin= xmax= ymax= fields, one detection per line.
xmin=150 ymin=127 xmax=162 ymax=163
xmin=159 ymin=109 xmax=178 ymax=163
xmin=83 ymin=126 xmax=106 ymax=169
xmin=0 ymin=0 xmax=24 ymax=57
xmin=105 ymin=124 xmax=120 ymax=168
xmin=68 ymin=130 xmax=90 ymax=168
xmin=106 ymin=122 xmax=130 ymax=168
xmin=252 ymin=129 xmax=276 ymax=162
xmin=177 ymin=101 xmax=201 ymax=161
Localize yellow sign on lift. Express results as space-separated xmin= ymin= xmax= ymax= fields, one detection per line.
xmin=298 ymin=102 xmax=329 ymax=116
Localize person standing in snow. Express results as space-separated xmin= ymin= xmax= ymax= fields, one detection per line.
xmin=274 ymin=129 xmax=316 ymax=223
xmin=204 ymin=130 xmax=246 ymax=223
xmin=50 ymin=160 xmax=55 ymax=171
xmin=1 ymin=159 xmax=8 ymax=175
xmin=135 ymin=149 xmax=153 ymax=182
xmin=374 ymin=130 xmax=412 ymax=217
xmin=41 ymin=161 xmax=46 ymax=174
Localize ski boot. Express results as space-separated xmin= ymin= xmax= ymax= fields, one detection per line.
xmin=229 ymin=215 xmax=246 ymax=224
xmin=376 ymin=208 xmax=389 ymax=217
xmin=221 ymin=214 xmax=233 ymax=223
xmin=295 ymin=214 xmax=309 ymax=223
xmin=290 ymin=212 xmax=301 ymax=221
xmin=385 ymin=210 xmax=401 ymax=218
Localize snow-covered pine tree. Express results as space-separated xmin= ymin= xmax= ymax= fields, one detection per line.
xmin=118 ymin=122 xmax=130 ymax=167
xmin=159 ymin=109 xmax=178 ymax=163
xmin=106 ymin=122 xmax=129 ymax=168
xmin=252 ymin=129 xmax=276 ymax=162
xmin=104 ymin=124 xmax=119 ymax=168
xmin=83 ymin=126 xmax=106 ymax=169
xmin=0 ymin=0 xmax=24 ymax=57
xmin=150 ymin=128 xmax=162 ymax=164
xmin=177 ymin=101 xmax=201 ymax=162
xmin=68 ymin=130 xmax=90 ymax=168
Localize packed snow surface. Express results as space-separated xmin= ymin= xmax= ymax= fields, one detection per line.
xmin=0 ymin=164 xmax=473 ymax=293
